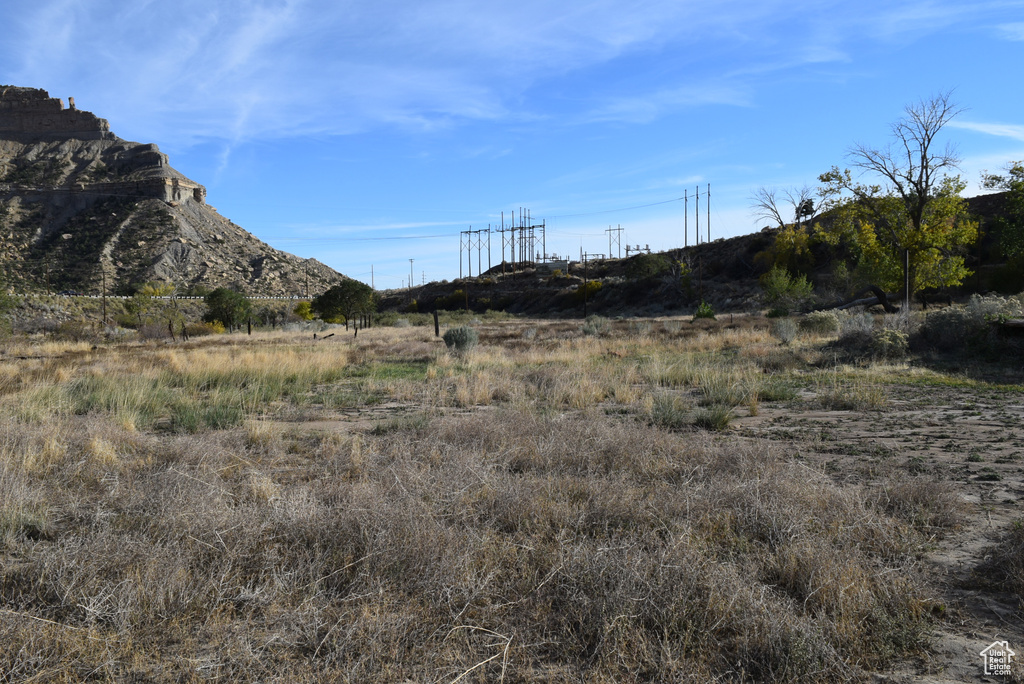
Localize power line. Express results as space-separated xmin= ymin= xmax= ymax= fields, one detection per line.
xmin=268 ymin=233 xmax=454 ymax=242
xmin=543 ymin=196 xmax=684 ymax=219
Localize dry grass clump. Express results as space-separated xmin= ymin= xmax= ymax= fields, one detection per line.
xmin=818 ymin=383 xmax=888 ymax=411
xmin=870 ymin=477 xmax=965 ymax=531
xmin=979 ymin=521 xmax=1024 ymax=596
xmin=815 ymin=370 xmax=888 ymax=411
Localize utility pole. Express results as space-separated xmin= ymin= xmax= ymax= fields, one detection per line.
xmin=371 ymin=265 xmax=374 ymax=290
xmin=684 ymin=189 xmax=688 ymax=248
xmin=510 ymin=213 xmax=516 ymax=273
xmin=582 ymin=252 xmax=589 ymax=318
xmin=905 ymin=249 xmax=910 ymax=317
xmin=707 ymin=183 xmax=711 ymax=244
xmin=409 ymin=259 xmax=414 ymax=292
xmin=695 ymin=186 xmax=700 ymax=246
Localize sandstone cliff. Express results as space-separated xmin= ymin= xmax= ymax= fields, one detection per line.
xmin=0 ymin=86 xmax=345 ymax=296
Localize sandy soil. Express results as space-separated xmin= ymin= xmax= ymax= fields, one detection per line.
xmin=734 ymin=385 xmax=1024 ymax=683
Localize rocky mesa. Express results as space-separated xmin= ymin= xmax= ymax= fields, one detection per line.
xmin=0 ymin=86 xmax=345 ymax=296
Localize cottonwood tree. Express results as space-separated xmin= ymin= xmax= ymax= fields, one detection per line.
xmin=816 ymin=92 xmax=977 ymax=299
xmin=203 ymin=287 xmax=252 ymax=331
xmin=312 ymin=279 xmax=375 ymax=329
xmin=124 ymin=281 xmax=177 ymax=328
xmin=982 ymin=161 xmax=1024 ymax=260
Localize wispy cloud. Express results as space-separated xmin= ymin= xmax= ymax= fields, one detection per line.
xmin=0 ymin=0 xmax=876 ymax=145
xmin=997 ymin=22 xmax=1024 ymax=40
xmin=6 ymin=0 xmax=1020 ymax=175
xmin=950 ymin=121 xmax=1024 ymax=142
xmin=582 ymin=84 xmax=752 ymax=125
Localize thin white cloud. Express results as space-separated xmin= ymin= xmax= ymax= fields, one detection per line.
xmin=950 ymin=121 xmax=1024 ymax=142
xmin=997 ymin=22 xmax=1024 ymax=40
xmin=582 ymin=84 xmax=752 ymax=125
xmin=6 ymin=0 xmax=1019 ymax=170
xmin=0 ymin=0 xmax=838 ymax=143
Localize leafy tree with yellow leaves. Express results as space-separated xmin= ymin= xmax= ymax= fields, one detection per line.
xmin=815 ymin=93 xmax=977 ymax=298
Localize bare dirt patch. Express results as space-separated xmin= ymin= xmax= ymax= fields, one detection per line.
xmin=735 ymin=383 xmax=1024 ymax=682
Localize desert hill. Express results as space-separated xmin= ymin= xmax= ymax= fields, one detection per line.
xmin=379 ymin=191 xmax=1014 ymax=317
xmin=0 ymin=86 xmax=345 ymax=296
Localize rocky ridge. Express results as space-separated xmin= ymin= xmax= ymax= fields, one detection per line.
xmin=0 ymin=86 xmax=345 ymax=296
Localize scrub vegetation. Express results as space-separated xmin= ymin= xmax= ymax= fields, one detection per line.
xmin=0 ymin=310 xmax=1021 ymax=682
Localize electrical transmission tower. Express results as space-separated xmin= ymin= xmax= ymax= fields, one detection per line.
xmin=606 ymin=224 xmax=623 ymax=259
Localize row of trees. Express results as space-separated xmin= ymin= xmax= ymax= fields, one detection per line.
xmin=103 ymin=277 xmax=377 ymax=334
xmin=202 ymin=279 xmax=376 ymax=331
xmin=752 ymin=92 xmax=1021 ymax=300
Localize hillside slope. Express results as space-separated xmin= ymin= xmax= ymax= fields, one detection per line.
xmin=0 ymin=86 xmax=344 ymax=296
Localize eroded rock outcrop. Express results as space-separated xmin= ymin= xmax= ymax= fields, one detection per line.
xmin=0 ymin=86 xmax=346 ymax=296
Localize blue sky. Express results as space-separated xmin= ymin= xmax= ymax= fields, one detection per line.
xmin=4 ymin=0 xmax=1023 ymax=289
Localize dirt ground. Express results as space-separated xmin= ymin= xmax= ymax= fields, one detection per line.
xmin=733 ymin=384 xmax=1024 ymax=683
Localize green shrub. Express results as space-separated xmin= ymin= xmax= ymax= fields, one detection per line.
xmin=693 ymin=301 xmax=716 ymax=320
xmin=442 ymin=326 xmax=479 ymax=353
xmin=827 ymin=312 xmax=876 ymax=358
xmin=436 ymin=289 xmax=467 ymax=311
xmin=626 ymin=253 xmax=670 ymax=280
xmin=771 ymin=318 xmax=798 ymax=345
xmin=761 ymin=265 xmax=814 ymax=305
xmin=918 ymin=294 xmax=1024 ymax=352
xmin=871 ymin=328 xmax=908 ymax=359
xmin=840 ymin=311 xmax=875 ymax=334
xmin=582 ymin=315 xmax=609 ymax=337
xmin=800 ymin=310 xmax=841 ymax=334
xmin=629 ymin=321 xmax=653 ymax=336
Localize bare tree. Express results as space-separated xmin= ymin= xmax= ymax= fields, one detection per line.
xmin=750 ymin=185 xmax=817 ymax=230
xmin=848 ymin=91 xmax=963 ymax=239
